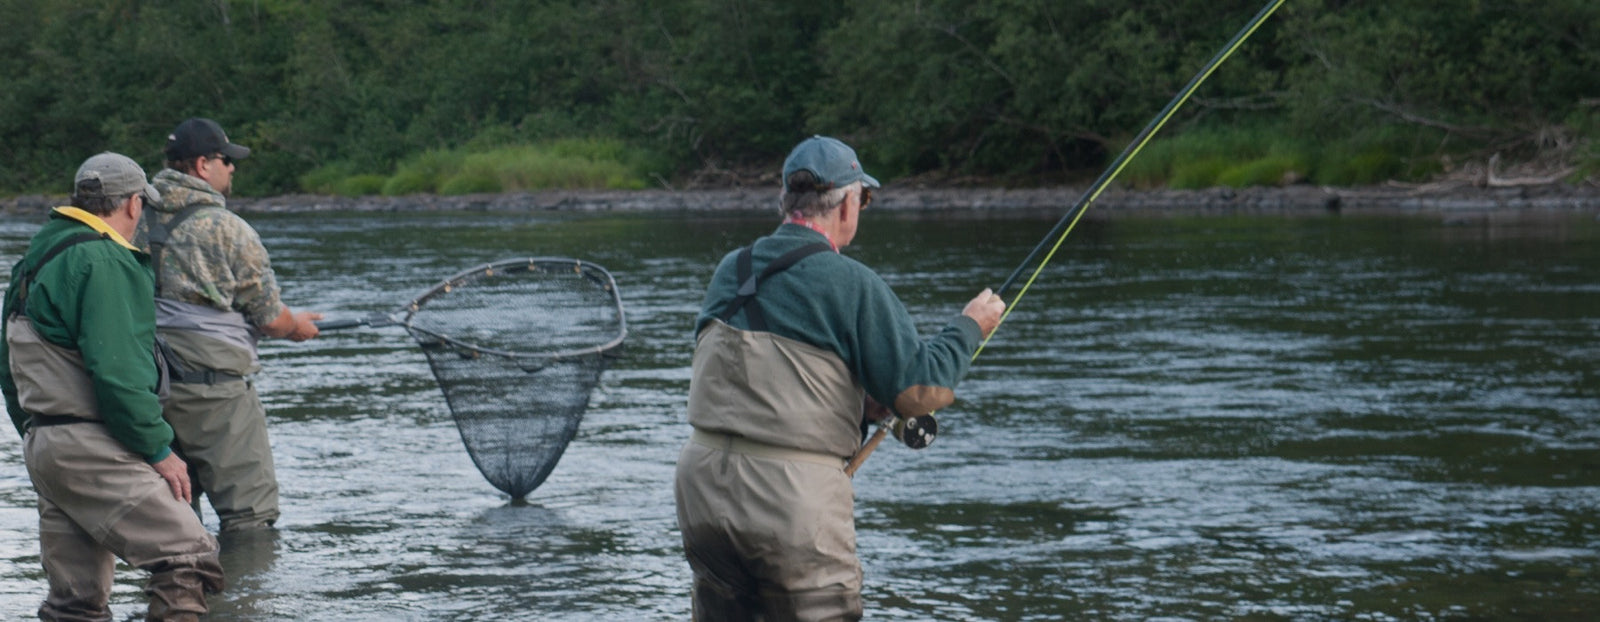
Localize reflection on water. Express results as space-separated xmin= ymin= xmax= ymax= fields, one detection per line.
xmin=0 ymin=208 xmax=1595 ymax=620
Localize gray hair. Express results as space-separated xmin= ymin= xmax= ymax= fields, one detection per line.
xmin=70 ymin=192 xmax=135 ymax=217
xmin=779 ymin=171 xmax=859 ymax=218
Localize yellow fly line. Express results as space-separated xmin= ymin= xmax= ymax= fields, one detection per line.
xmin=847 ymin=0 xmax=1290 ymax=477
xmin=974 ymin=0 xmax=1288 ymax=361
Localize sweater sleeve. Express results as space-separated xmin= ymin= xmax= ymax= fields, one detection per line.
xmin=846 ymin=268 xmax=982 ymax=417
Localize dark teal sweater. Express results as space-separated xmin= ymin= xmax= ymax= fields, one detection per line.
xmin=696 ymin=224 xmax=981 ymax=414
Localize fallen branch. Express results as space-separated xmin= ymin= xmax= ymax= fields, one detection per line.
xmin=1487 ymin=153 xmax=1576 ymax=187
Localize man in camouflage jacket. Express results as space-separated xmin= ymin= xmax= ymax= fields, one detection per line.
xmin=135 ymin=118 xmax=323 ymax=533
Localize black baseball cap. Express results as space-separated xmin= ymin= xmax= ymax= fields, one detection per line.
xmin=165 ymin=118 xmax=251 ymax=161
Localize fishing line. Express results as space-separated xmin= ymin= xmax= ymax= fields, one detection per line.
xmin=849 ymin=0 xmax=1287 ymax=476
xmin=974 ymin=0 xmax=1288 ymax=360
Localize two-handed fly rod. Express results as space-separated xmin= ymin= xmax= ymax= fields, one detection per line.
xmin=846 ymin=0 xmax=1289 ymax=477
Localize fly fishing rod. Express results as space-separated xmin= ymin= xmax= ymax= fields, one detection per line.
xmin=847 ymin=0 xmax=1289 ymax=477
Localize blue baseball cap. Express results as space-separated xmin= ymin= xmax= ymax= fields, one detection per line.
xmin=782 ymin=135 xmax=879 ymax=190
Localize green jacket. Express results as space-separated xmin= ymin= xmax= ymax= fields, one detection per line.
xmin=695 ymin=223 xmax=981 ymax=416
xmin=1 ymin=208 xmax=173 ymax=463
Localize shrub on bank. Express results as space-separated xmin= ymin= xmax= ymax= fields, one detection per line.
xmin=383 ymin=150 xmax=462 ymax=195
xmin=1314 ymin=150 xmax=1402 ymax=187
xmin=1169 ymin=158 xmax=1230 ymax=189
xmin=302 ymin=140 xmax=655 ymax=196
xmin=1116 ymin=122 xmax=1468 ymax=189
xmin=1217 ymin=155 xmax=1308 ymax=188
xmin=336 ymin=175 xmax=389 ymax=197
xmin=299 ymin=163 xmax=359 ymax=196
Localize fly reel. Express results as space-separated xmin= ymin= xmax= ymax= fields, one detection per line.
xmin=892 ymin=414 xmax=938 ymax=449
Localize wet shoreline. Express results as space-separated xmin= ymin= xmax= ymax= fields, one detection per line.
xmin=3 ymin=183 xmax=1597 ymax=216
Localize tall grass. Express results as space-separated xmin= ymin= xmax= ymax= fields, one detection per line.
xmin=300 ymin=138 xmax=659 ymax=197
xmin=1117 ymin=122 xmax=1452 ymax=189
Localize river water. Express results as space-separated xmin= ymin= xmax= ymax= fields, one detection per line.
xmin=0 ymin=206 xmax=1595 ymax=621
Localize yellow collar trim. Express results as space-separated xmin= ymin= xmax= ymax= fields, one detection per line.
xmin=52 ymin=207 xmax=139 ymax=251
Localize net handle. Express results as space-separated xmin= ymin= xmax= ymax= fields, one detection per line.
xmin=315 ymin=312 xmax=399 ymax=331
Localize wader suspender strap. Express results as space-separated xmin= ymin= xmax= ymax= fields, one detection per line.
xmin=143 ymin=205 xmax=244 ymax=385
xmin=8 ymin=232 xmax=112 ymax=428
xmin=145 ymin=204 xmax=207 ymax=295
xmin=7 ymin=232 xmax=110 ymax=320
xmin=716 ymin=242 xmax=832 ymax=332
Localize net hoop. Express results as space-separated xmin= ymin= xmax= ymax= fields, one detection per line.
xmin=398 ymin=257 xmax=628 ymax=360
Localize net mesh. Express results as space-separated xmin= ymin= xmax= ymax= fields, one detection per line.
xmin=402 ymin=259 xmax=625 ymax=499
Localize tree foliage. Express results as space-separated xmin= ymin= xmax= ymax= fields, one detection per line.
xmin=0 ymin=0 xmax=1595 ymax=195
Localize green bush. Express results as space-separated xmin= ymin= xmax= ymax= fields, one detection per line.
xmin=335 ymin=175 xmax=389 ymax=197
xmin=1117 ymin=138 xmax=1180 ymax=189
xmin=299 ymin=163 xmax=360 ymax=195
xmin=1114 ymin=125 xmax=1313 ymax=189
xmin=439 ymin=169 xmax=503 ymax=195
xmin=383 ymin=150 xmax=464 ymax=195
xmin=481 ymin=144 xmax=649 ymax=191
xmin=1217 ymin=155 xmax=1307 ymax=188
xmin=1168 ymin=158 xmax=1230 ymax=189
xmin=381 ymin=169 xmax=437 ymax=196
xmin=1314 ymin=150 xmax=1402 ymax=186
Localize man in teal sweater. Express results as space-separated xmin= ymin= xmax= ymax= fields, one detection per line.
xmin=675 ymin=136 xmax=1005 ymax=621
xmin=1 ymin=153 xmax=223 ymax=621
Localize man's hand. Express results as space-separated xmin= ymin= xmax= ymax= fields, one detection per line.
xmin=261 ymin=307 xmax=324 ymax=342
xmin=150 ymin=453 xmax=191 ymax=503
xmin=286 ymin=311 xmax=323 ymax=342
xmin=962 ymin=288 xmax=1006 ymax=338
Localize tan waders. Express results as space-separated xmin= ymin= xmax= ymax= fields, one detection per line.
xmin=26 ymin=425 xmax=223 ymax=621
xmin=675 ymin=439 xmax=863 ymax=622
xmin=677 ymin=321 xmax=867 ymax=621
xmin=158 ymin=328 xmax=280 ymax=532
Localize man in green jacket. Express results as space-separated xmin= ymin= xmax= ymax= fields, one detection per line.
xmin=1 ymin=152 xmax=224 ymax=621
xmin=674 ymin=136 xmax=1006 ymax=621
xmin=136 ymin=118 xmax=322 ymax=533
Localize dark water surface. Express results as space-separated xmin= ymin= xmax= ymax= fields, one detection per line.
xmin=0 ymin=207 xmax=1596 ymax=620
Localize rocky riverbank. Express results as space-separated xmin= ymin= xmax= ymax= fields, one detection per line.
xmin=3 ymin=181 xmax=1596 ymax=217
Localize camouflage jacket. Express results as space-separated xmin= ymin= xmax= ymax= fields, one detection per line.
xmin=135 ymin=169 xmax=285 ymax=329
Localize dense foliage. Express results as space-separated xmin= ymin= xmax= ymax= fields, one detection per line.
xmin=1 ymin=0 xmax=1596 ymax=196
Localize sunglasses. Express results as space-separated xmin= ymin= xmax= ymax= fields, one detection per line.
xmin=860 ymin=187 xmax=873 ymax=210
xmin=209 ymin=153 xmax=234 ymax=167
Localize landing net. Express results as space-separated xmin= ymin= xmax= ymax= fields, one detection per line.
xmin=400 ymin=258 xmax=626 ymax=500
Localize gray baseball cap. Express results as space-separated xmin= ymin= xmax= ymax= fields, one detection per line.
xmin=74 ymin=152 xmax=160 ymax=204
xmin=782 ymin=135 xmax=879 ymax=190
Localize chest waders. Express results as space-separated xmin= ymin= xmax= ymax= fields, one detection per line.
xmin=716 ymin=242 xmax=882 ymax=442
xmin=8 ymin=232 xmax=121 ymax=428
xmin=144 ymin=206 xmax=245 ymax=385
